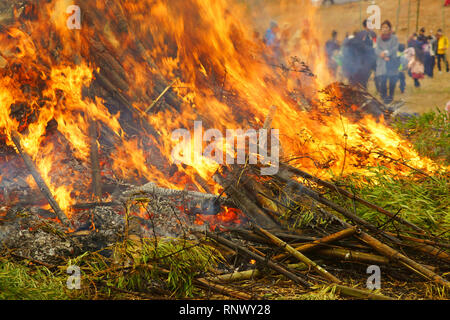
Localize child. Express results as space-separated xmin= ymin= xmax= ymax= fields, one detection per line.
xmin=398 ymin=44 xmax=408 ymax=93
xmin=408 ymin=53 xmax=425 ymax=88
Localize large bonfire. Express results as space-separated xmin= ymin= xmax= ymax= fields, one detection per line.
xmin=0 ymin=0 xmax=441 ymax=222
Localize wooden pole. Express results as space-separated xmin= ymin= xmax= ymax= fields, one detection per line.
xmin=282 ymin=164 xmax=428 ymax=234
xmin=205 ymin=230 xmax=312 ymax=288
xmin=195 ymin=278 xmax=252 ymax=300
xmin=396 ymin=0 xmax=402 ymax=33
xmin=407 ymin=0 xmax=411 ymax=39
xmin=273 ymin=227 xmax=357 ymax=260
xmin=255 ymin=226 xmax=342 ymax=284
xmin=316 ymin=248 xmax=390 ymax=265
xmin=444 ymin=0 xmax=447 ymax=33
xmin=416 ymin=0 xmax=421 ymax=32
xmin=316 ymin=208 xmax=450 ymax=289
xmin=359 ymin=0 xmax=363 ymax=31
xmin=276 ymin=174 xmax=402 ymax=244
xmin=89 ymin=121 xmax=102 ymax=200
xmin=11 ymin=131 xmax=72 ymax=227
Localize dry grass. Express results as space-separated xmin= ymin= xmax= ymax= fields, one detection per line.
xmin=366 ymin=71 xmax=450 ymax=114
xmin=315 ymin=0 xmax=449 ymax=43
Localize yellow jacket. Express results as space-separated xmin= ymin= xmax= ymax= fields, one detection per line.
xmin=437 ymin=35 xmax=449 ymax=55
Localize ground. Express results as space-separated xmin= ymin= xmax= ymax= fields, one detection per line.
xmin=367 ymin=70 xmax=450 ymax=114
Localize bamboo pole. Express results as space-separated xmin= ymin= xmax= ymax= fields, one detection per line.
xmin=195 ymin=278 xmax=252 ymax=300
xmin=202 ymin=262 xmax=311 ymax=283
xmin=213 ymin=172 xmax=279 ymax=229
xmin=407 ymin=0 xmax=412 ymax=39
xmin=273 ymin=227 xmax=357 ymax=260
xmin=396 ymin=0 xmax=402 ymax=33
xmin=204 ymin=230 xmax=312 ymax=288
xmin=276 ymin=174 xmax=402 ymax=244
xmin=316 ymin=208 xmax=450 ymax=289
xmin=145 ymin=80 xmax=176 ymax=113
xmin=316 ymin=248 xmax=390 ymax=265
xmin=255 ymin=226 xmax=342 ymax=284
xmin=416 ymin=0 xmax=421 ymax=32
xmin=11 ymin=131 xmax=72 ymax=227
xmin=356 ymin=232 xmax=449 ymax=288
xmin=444 ymin=0 xmax=447 ymax=33
xmin=295 ymin=227 xmax=358 ymax=253
xmin=283 ymin=164 xmax=427 ymax=234
xmin=333 ymin=285 xmax=394 ymax=300
xmin=385 ymin=232 xmax=450 ymax=249
xmin=89 ymin=121 xmax=102 ymax=200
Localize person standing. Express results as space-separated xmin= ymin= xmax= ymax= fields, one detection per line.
xmin=325 ymin=30 xmax=340 ymax=77
xmin=417 ymin=28 xmax=427 ymax=44
xmin=356 ymin=19 xmax=377 ymax=48
xmin=429 ymin=31 xmax=438 ymax=76
xmin=263 ymin=21 xmax=283 ymax=65
xmin=375 ymin=20 xmax=399 ymax=104
xmin=423 ymin=38 xmax=434 ymax=77
xmin=408 ymin=52 xmax=425 ymax=88
xmin=398 ymin=44 xmax=409 ymax=93
xmin=436 ymin=29 xmax=449 ymax=73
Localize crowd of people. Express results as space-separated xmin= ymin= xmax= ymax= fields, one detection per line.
xmin=325 ymin=20 xmax=449 ymax=104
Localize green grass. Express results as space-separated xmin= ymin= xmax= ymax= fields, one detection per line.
xmin=0 ymin=258 xmax=68 ymax=300
xmin=331 ymin=167 xmax=449 ymax=237
xmin=326 ymin=110 xmax=449 ymax=237
xmin=393 ymin=110 xmax=450 ymax=165
xmin=0 ymin=237 xmax=223 ymax=300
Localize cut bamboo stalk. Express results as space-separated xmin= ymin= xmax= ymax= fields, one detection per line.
xmin=295 ymin=227 xmax=358 ymax=252
xmin=203 ymin=262 xmax=311 ymax=283
xmin=283 ymin=164 xmax=427 ymax=235
xmin=316 ymin=248 xmax=390 ymax=265
xmin=255 ymin=226 xmax=342 ymax=284
xmin=317 ymin=208 xmax=450 ymax=289
xmin=333 ymin=285 xmax=394 ymax=300
xmin=11 ymin=131 xmax=71 ymax=227
xmin=145 ymin=79 xmax=176 ymax=113
xmin=402 ymin=242 xmax=450 ymax=264
xmin=277 ymin=174 xmax=402 ymax=244
xmin=356 ymin=232 xmax=450 ymax=289
xmin=385 ymin=231 xmax=450 ymax=250
xmin=204 ymin=230 xmax=311 ymax=288
xmin=273 ymin=227 xmax=357 ymax=260
xmin=195 ymin=278 xmax=252 ymax=300
xmin=213 ymin=172 xmax=279 ymax=229
xmin=89 ymin=120 xmax=102 ymax=200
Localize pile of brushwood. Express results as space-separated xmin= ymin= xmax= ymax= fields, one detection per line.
xmin=1 ymin=136 xmax=449 ymax=300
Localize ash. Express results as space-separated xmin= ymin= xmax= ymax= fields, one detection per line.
xmin=0 ymin=194 xmax=198 ymax=264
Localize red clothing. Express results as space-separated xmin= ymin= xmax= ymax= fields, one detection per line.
xmin=446 ymin=0 xmax=450 ymax=6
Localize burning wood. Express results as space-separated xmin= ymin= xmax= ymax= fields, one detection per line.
xmin=10 ymin=131 xmax=71 ymax=227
